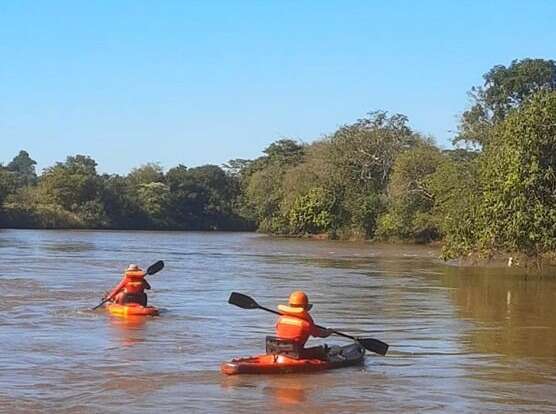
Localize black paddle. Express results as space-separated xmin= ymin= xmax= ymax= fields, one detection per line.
xmin=92 ymin=260 xmax=165 ymax=310
xmin=228 ymin=292 xmax=389 ymax=356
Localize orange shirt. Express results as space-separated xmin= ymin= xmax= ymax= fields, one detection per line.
xmin=275 ymin=310 xmax=327 ymax=347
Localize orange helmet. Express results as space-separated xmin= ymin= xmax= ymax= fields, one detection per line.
xmin=289 ymin=291 xmax=309 ymax=307
xmin=278 ymin=291 xmax=313 ymax=314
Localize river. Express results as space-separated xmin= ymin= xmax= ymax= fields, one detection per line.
xmin=0 ymin=230 xmax=555 ymax=413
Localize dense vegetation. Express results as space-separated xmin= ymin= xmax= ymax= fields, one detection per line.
xmin=0 ymin=154 xmax=249 ymax=231
xmin=2 ymin=58 xmax=556 ymax=263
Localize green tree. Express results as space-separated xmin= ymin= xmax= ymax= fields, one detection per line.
xmin=477 ymin=91 xmax=556 ymax=259
xmin=263 ymin=139 xmax=304 ymax=166
xmin=136 ymin=182 xmax=171 ymax=226
xmin=127 ymin=163 xmax=164 ymax=187
xmin=0 ymin=167 xmax=18 ymax=207
xmin=101 ymin=174 xmax=147 ymax=228
xmin=376 ymin=143 xmax=445 ymax=242
xmin=456 ymin=58 xmax=556 ymax=147
xmin=39 ymin=155 xmax=101 ymax=211
xmin=325 ymin=111 xmax=417 ymax=237
xmin=245 ymin=164 xmax=287 ymax=232
xmin=424 ymin=153 xmax=482 ymax=258
xmin=166 ymin=164 xmax=246 ymax=229
xmin=288 ymin=187 xmax=335 ymax=234
xmin=243 ymin=139 xmax=305 ymax=233
xmin=7 ymin=150 xmax=37 ymax=186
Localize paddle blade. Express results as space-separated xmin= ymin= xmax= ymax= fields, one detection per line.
xmin=147 ymin=260 xmax=164 ymax=275
xmin=358 ymin=337 xmax=389 ymax=356
xmin=228 ymin=292 xmax=259 ymax=309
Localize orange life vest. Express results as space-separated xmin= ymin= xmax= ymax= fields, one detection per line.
xmin=275 ymin=310 xmax=316 ymax=347
xmin=123 ymin=270 xmax=147 ymax=294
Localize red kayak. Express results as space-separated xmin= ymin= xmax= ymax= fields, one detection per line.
xmin=106 ymin=302 xmax=159 ymax=317
xmin=221 ymin=343 xmax=365 ymax=375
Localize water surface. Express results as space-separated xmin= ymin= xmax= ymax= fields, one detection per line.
xmin=1 ymin=230 xmax=555 ymax=413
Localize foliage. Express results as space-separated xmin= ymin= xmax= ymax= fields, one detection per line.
xmin=326 ymin=111 xmax=417 ymax=191
xmin=0 ymin=167 xmax=18 ymax=206
xmin=432 ymin=157 xmax=482 ymax=259
xmin=456 ymin=58 xmax=556 ymax=147
xmin=288 ymin=187 xmax=335 ymax=234
xmin=127 ymin=163 xmax=165 ymax=187
xmin=376 ymin=143 xmax=444 ymax=242
xmin=39 ymin=155 xmax=100 ymax=209
xmin=477 ymin=91 xmax=556 ymax=257
xmin=0 ymin=152 xmax=251 ymax=230
xmin=7 ymin=150 xmax=37 ymax=186
xmin=321 ymin=111 xmax=418 ymax=237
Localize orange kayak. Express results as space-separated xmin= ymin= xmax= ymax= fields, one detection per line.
xmin=221 ymin=343 xmax=365 ymax=375
xmin=106 ymin=302 xmax=159 ymax=317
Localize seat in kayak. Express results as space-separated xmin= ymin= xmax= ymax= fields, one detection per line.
xmin=221 ymin=343 xmax=365 ymax=375
xmin=106 ymin=302 xmax=159 ymax=317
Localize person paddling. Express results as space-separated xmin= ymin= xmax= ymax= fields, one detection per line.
xmin=271 ymin=291 xmax=333 ymax=360
xmin=104 ymin=264 xmax=151 ymax=306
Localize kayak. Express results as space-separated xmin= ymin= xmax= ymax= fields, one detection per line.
xmin=106 ymin=302 xmax=159 ymax=317
xmin=221 ymin=343 xmax=365 ymax=375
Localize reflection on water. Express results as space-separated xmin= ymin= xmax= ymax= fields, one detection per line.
xmin=108 ymin=315 xmax=149 ymax=347
xmin=265 ymin=385 xmax=307 ymax=405
xmin=0 ymin=229 xmax=555 ymax=413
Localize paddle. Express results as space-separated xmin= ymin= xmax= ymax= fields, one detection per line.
xmin=228 ymin=292 xmax=389 ymax=356
xmin=92 ymin=260 xmax=165 ymax=310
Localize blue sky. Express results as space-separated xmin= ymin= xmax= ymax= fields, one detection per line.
xmin=1 ymin=1 xmax=555 ymax=174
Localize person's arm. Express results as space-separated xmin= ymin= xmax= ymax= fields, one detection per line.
xmin=143 ymin=279 xmax=151 ymax=290
xmin=105 ymin=277 xmax=127 ymax=300
xmin=312 ymin=324 xmax=333 ymax=338
xmin=307 ymin=314 xmax=333 ymax=338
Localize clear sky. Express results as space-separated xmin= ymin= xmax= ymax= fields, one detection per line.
xmin=1 ymin=1 xmax=555 ymax=174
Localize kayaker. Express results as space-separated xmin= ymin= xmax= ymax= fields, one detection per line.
xmin=273 ymin=291 xmax=332 ymax=359
xmin=104 ymin=264 xmax=151 ymax=306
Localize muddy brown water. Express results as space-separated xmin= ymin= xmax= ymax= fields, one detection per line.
xmin=0 ymin=230 xmax=555 ymax=413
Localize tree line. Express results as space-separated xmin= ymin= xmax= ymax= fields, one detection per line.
xmin=0 ymin=154 xmax=250 ymax=231
xmin=2 ymin=58 xmax=556 ymax=262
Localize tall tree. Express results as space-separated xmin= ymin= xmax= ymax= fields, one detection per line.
xmin=263 ymin=139 xmax=304 ymax=166
xmin=325 ymin=111 xmax=417 ymax=237
xmin=7 ymin=150 xmax=37 ymax=186
xmin=477 ymin=91 xmax=556 ymax=259
xmin=456 ymin=58 xmax=556 ymax=147
xmin=376 ymin=142 xmax=445 ymax=242
xmin=38 ymin=155 xmax=104 ymax=224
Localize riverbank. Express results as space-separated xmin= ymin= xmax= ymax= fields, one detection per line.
xmin=267 ymin=231 xmax=556 ymax=272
